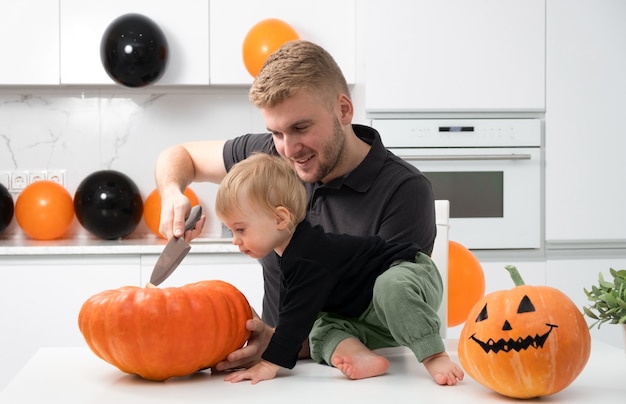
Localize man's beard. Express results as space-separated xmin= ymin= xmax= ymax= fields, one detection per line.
xmin=303 ymin=118 xmax=346 ymax=184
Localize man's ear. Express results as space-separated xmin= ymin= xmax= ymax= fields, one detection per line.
xmin=337 ymin=93 xmax=354 ymax=125
xmin=275 ymin=206 xmax=292 ymax=230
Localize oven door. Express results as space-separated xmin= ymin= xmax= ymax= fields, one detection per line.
xmin=392 ymin=147 xmax=541 ymax=249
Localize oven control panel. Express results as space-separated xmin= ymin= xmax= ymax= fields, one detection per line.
xmin=371 ymin=119 xmax=541 ymax=148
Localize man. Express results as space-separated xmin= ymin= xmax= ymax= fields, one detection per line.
xmin=154 ymin=40 xmax=435 ymax=370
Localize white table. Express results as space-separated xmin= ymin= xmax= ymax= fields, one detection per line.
xmin=1 ymin=340 xmax=624 ymax=403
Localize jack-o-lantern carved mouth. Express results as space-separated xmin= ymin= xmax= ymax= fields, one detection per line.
xmin=469 ymin=323 xmax=558 ymax=354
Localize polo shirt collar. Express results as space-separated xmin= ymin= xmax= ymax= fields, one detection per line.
xmin=321 ymin=124 xmax=386 ymax=192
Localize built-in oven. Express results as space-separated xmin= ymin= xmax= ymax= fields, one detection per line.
xmin=372 ymin=119 xmax=542 ymax=250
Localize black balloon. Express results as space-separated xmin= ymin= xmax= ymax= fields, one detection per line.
xmin=74 ymin=170 xmax=143 ymax=240
xmin=100 ymin=13 xmax=168 ymax=87
xmin=0 ymin=183 xmax=14 ymax=234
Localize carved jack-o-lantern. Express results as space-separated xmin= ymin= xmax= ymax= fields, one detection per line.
xmin=458 ymin=265 xmax=591 ymax=399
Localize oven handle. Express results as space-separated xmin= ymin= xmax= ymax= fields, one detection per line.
xmin=397 ymin=153 xmax=532 ymax=161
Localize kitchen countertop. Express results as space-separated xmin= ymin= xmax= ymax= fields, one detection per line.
xmin=1 ymin=340 xmax=624 ymax=403
xmin=0 ymin=236 xmax=239 ymax=255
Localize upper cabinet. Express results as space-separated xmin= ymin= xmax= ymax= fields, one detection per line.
xmin=364 ymin=0 xmax=546 ymax=114
xmin=209 ymin=0 xmax=356 ymax=85
xmin=59 ymin=0 xmax=210 ymax=86
xmin=0 ymin=1 xmax=60 ymax=85
xmin=1 ymin=0 xmax=539 ymax=95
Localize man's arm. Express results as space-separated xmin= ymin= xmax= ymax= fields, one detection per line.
xmin=154 ymin=140 xmax=227 ymax=239
xmin=377 ymin=175 xmax=436 ymax=255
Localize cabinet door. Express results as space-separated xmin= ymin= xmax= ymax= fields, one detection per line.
xmin=0 ymin=1 xmax=59 ymax=85
xmin=365 ymin=0 xmax=545 ymax=113
xmin=209 ymin=0 xmax=356 ymax=85
xmin=60 ymin=0 xmax=209 ymax=85
xmin=0 ymin=255 xmax=139 ymax=391
xmin=140 ymin=253 xmax=264 ymax=313
xmin=545 ymin=0 xmax=626 ymax=245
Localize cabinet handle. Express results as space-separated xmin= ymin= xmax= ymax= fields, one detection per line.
xmin=397 ymin=154 xmax=532 ymax=161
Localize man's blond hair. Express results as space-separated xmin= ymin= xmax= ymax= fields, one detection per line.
xmin=215 ymin=153 xmax=307 ymax=231
xmin=249 ymin=40 xmax=350 ymax=109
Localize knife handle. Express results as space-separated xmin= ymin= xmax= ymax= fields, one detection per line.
xmin=185 ymin=205 xmax=202 ymax=232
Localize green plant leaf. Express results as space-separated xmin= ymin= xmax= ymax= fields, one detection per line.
xmin=599 ymin=293 xmax=617 ymax=307
xmin=599 ymin=274 xmax=615 ymax=289
xmin=583 ymin=306 xmax=599 ymax=319
xmin=610 ymin=268 xmax=626 ymax=279
xmin=605 ymin=307 xmax=620 ymax=315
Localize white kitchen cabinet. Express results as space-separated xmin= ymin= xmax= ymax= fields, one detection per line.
xmin=365 ymin=0 xmax=545 ymax=114
xmin=0 ymin=255 xmax=140 ymax=391
xmin=545 ymin=0 xmax=626 ymax=246
xmin=0 ymin=1 xmax=60 ymax=85
xmin=59 ymin=0 xmax=209 ymax=86
xmin=140 ymin=253 xmax=264 ymax=314
xmin=209 ymin=0 xmax=356 ymax=85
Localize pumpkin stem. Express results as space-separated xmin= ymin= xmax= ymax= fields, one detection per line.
xmin=146 ymin=282 xmax=157 ymax=288
xmin=505 ymin=265 xmax=526 ymax=286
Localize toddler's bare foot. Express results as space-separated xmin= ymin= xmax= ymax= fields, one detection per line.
xmin=330 ymin=337 xmax=389 ymax=380
xmin=422 ymin=352 xmax=464 ymax=386
xmin=331 ymin=352 xmax=389 ymax=380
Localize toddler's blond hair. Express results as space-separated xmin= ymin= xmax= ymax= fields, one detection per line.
xmin=215 ymin=153 xmax=306 ymax=231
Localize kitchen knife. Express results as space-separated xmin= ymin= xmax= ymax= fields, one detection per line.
xmin=149 ymin=205 xmax=202 ymax=286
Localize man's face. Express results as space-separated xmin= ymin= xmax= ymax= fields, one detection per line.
xmin=261 ymin=90 xmax=346 ymax=184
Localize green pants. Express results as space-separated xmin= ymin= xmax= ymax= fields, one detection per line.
xmin=309 ymin=252 xmax=445 ymax=365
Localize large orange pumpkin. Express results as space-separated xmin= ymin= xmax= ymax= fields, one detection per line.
xmin=78 ymin=280 xmax=252 ymax=381
xmin=458 ymin=265 xmax=590 ymax=399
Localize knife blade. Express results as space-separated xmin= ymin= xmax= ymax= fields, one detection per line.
xmin=149 ymin=205 xmax=202 ymax=286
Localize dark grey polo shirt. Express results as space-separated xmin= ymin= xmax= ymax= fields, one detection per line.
xmin=223 ymin=124 xmax=435 ymax=327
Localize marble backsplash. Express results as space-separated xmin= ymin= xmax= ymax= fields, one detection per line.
xmin=0 ymin=88 xmax=266 ymax=241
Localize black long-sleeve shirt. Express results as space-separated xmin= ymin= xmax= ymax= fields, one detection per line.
xmin=261 ymin=220 xmax=421 ymax=369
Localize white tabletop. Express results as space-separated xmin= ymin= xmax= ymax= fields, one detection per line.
xmin=1 ymin=340 xmax=624 ymax=403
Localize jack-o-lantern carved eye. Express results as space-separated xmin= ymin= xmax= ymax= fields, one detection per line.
xmin=518 ymin=295 xmax=535 ymax=313
xmin=476 ymin=304 xmax=489 ymax=322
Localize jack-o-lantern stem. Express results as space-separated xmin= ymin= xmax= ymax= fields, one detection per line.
xmin=505 ymin=265 xmax=526 ymax=286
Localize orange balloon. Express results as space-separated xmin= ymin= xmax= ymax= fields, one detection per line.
xmin=447 ymin=240 xmax=485 ymax=327
xmin=242 ymin=18 xmax=299 ymax=78
xmin=143 ymin=188 xmax=200 ymax=238
xmin=15 ymin=180 xmax=74 ymax=240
